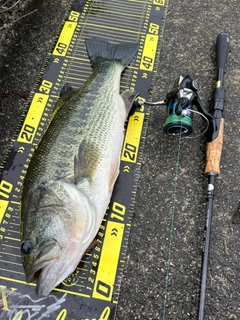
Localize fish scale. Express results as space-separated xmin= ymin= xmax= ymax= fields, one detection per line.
xmin=20 ymin=38 xmax=139 ymax=297
xmin=25 ymin=63 xmax=122 ymax=187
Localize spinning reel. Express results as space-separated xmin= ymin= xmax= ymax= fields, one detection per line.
xmin=142 ymin=75 xmax=215 ymax=138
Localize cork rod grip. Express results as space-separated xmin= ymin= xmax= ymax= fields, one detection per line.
xmin=204 ymin=118 xmax=224 ymax=175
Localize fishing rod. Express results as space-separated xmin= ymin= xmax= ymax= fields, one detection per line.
xmin=198 ymin=32 xmax=230 ymax=320
xmin=137 ymin=32 xmax=230 ymax=319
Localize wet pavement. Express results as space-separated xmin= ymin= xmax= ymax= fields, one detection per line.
xmin=1 ymin=0 xmax=240 ymax=319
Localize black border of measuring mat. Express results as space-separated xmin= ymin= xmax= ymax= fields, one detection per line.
xmin=0 ymin=0 xmax=168 ymax=319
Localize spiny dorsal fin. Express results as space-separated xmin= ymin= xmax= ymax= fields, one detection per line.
xmin=51 ymin=84 xmax=76 ymax=120
xmin=60 ymin=84 xmax=75 ymax=100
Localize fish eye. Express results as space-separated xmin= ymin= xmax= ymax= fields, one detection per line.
xmin=21 ymin=239 xmax=34 ymax=255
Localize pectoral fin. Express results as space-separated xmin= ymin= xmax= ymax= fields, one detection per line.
xmin=74 ymin=139 xmax=100 ymax=185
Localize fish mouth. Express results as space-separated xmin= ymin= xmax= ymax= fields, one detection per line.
xmin=25 ymin=239 xmax=61 ymax=284
xmin=26 ymin=259 xmax=57 ymax=284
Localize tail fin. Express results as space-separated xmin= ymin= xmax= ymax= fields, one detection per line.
xmin=85 ymin=37 xmax=139 ymax=69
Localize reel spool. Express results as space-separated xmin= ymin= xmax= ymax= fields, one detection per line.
xmin=163 ymin=104 xmax=193 ymax=137
xmin=163 ymin=75 xmax=198 ymax=137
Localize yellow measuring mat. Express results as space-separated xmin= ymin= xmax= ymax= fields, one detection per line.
xmin=0 ymin=0 xmax=168 ymax=318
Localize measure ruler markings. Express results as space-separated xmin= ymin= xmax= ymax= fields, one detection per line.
xmin=76 ymin=24 xmax=146 ymax=35
xmin=86 ymin=2 xmax=149 ymax=16
xmin=87 ymin=0 xmax=149 ymax=8
xmin=0 ymin=259 xmax=22 ymax=266
xmin=0 ymin=0 xmax=168 ymax=318
xmin=6 ymin=227 xmax=19 ymax=233
xmin=0 ymin=251 xmax=20 ymax=258
xmin=79 ymin=20 xmax=146 ymax=31
xmin=0 ymin=258 xmax=22 ymax=266
xmin=71 ymin=31 xmax=142 ymax=43
xmin=87 ymin=8 xmax=147 ymax=18
xmin=81 ymin=11 xmax=146 ymax=23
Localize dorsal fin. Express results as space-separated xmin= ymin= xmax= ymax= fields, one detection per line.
xmin=60 ymin=84 xmax=75 ymax=100
xmin=51 ymin=84 xmax=76 ymax=119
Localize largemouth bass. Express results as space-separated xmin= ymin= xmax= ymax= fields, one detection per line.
xmin=20 ymin=37 xmax=139 ymax=297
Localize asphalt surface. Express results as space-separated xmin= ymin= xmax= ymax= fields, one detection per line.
xmin=1 ymin=0 xmax=240 ymax=319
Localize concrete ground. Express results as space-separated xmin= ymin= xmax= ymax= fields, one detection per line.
xmin=1 ymin=0 xmax=240 ymax=319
